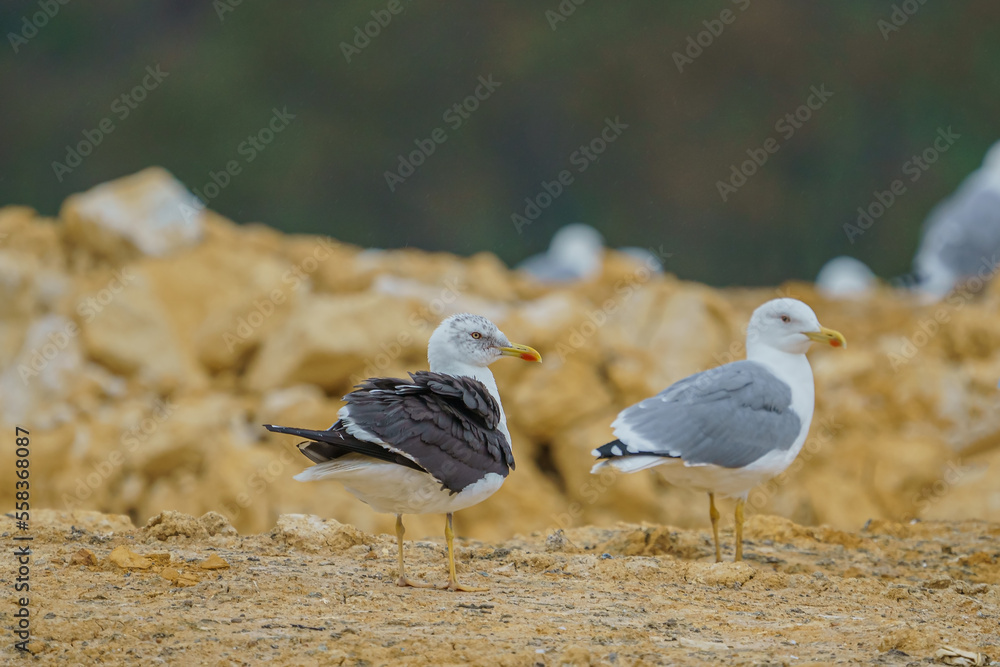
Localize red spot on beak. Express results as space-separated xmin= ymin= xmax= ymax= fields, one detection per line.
xmin=521 ymin=352 xmax=538 ymax=361
xmin=830 ymin=339 xmax=842 ymax=347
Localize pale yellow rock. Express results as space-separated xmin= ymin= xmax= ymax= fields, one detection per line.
xmin=108 ymin=545 xmax=152 ymax=569
xmin=270 ymin=514 xmax=373 ymax=552
xmin=160 ymin=567 xmax=200 ymax=587
xmin=505 ymin=356 xmax=614 ymax=441
xmin=0 ymin=314 xmax=84 ymax=427
xmin=78 ymin=267 xmax=206 ymax=391
xmin=199 ymin=554 xmax=230 ymax=570
xmin=0 ymin=207 xmax=64 ymax=264
xmin=61 ymin=167 xmax=204 ymax=261
xmin=143 ymin=510 xmax=209 ymax=540
xmin=129 ymin=240 xmax=303 ymax=372
xmin=245 ymin=292 xmax=422 ymax=392
xmin=69 ymin=548 xmax=98 ymax=566
xmin=282 ymin=234 xmax=372 ymax=295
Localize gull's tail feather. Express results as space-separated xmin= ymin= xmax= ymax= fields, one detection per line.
xmin=591 ymin=455 xmax=667 ymax=475
xmin=294 ymin=456 xmax=376 ymax=482
xmin=591 ymin=438 xmax=673 ymax=475
xmin=264 ymin=422 xmax=427 ymax=475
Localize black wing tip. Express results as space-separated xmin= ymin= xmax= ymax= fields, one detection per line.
xmin=264 ymin=423 xmax=299 ymax=435
xmin=264 ymin=423 xmax=333 ymax=440
xmin=593 ymin=439 xmax=625 ymax=459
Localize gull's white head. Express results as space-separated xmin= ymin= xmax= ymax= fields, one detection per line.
xmin=746 ymin=298 xmax=846 ymax=356
xmin=427 ymin=313 xmax=542 ymax=371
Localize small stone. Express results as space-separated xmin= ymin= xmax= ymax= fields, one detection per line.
xmin=160 ymin=567 xmax=200 ymax=587
xmin=69 ymin=548 xmax=98 ymax=567
xmin=199 ymin=554 xmax=230 ymax=570
xmin=108 ymin=545 xmax=152 ymax=570
xmin=24 ymin=640 xmax=46 ymax=655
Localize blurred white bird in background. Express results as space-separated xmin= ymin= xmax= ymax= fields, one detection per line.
xmin=815 ymin=256 xmax=877 ymax=300
xmin=517 ymin=223 xmax=605 ymax=283
xmin=518 ymin=223 xmax=665 ymax=283
xmin=912 ymin=140 xmax=1000 ymax=301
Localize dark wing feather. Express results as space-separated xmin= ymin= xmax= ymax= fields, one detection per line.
xmin=262 ymin=423 xmax=426 ymax=472
xmin=342 ymin=371 xmax=513 ymax=493
xmin=266 ymin=371 xmax=513 ymax=494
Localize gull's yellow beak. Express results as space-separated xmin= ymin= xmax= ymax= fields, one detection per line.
xmin=804 ymin=326 xmax=846 ymax=349
xmin=499 ymin=342 xmax=542 ymax=362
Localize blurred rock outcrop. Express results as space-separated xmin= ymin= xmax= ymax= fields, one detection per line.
xmin=2 ymin=168 xmax=1000 ymax=541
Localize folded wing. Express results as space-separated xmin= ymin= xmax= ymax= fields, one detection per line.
xmin=597 ymin=360 xmax=801 ymax=469
xmin=266 ymin=371 xmax=514 ymax=494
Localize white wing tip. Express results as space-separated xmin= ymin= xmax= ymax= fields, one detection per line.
xmin=590 ymin=448 xmax=601 ymax=457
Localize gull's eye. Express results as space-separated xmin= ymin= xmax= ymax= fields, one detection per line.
xmin=470 ymin=332 xmax=482 ymax=339
xmin=780 ymin=315 xmax=791 ymax=323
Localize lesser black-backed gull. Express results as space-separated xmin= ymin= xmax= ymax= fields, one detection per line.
xmin=591 ymin=298 xmax=845 ymax=562
xmin=265 ymin=313 xmax=541 ymax=591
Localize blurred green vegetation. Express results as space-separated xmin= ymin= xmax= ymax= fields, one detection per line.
xmin=1 ymin=1 xmax=997 ymax=285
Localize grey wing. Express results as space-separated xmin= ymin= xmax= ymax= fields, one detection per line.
xmin=611 ymin=361 xmax=802 ymax=469
xmin=341 ymin=371 xmax=514 ymax=493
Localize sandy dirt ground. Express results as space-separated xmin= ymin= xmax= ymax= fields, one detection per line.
xmin=2 ymin=510 xmax=998 ymax=666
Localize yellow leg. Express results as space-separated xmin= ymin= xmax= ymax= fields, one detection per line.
xmin=708 ymin=493 xmax=722 ymax=563
xmin=439 ymin=513 xmax=487 ymax=592
xmin=735 ymin=498 xmax=745 ymax=562
xmin=394 ymin=514 xmax=435 ymax=588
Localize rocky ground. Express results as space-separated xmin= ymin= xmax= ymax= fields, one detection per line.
xmin=2 ymin=510 xmax=997 ymax=666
